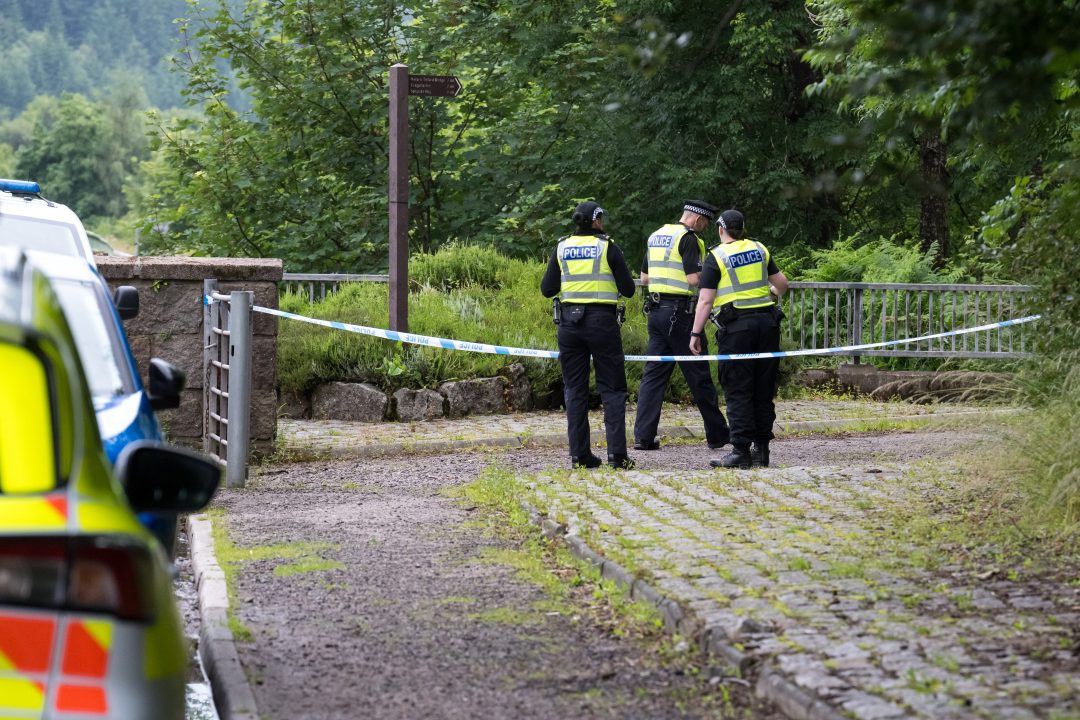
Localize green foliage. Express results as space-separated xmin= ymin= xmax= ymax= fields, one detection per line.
xmin=13 ymin=94 xmax=134 ymax=219
xmin=982 ymin=133 xmax=1080 ymax=378
xmin=142 ymin=0 xmax=843 ymax=271
xmin=965 ymin=364 xmax=1080 ymax=546
xmin=803 ymin=235 xmax=959 ymax=284
xmin=410 ymin=244 xmax=531 ymax=292
xmin=275 ymin=245 xmax=701 ymax=401
xmin=0 ymin=0 xmax=191 ymax=112
xmin=804 ymin=0 xmax=1078 ymax=267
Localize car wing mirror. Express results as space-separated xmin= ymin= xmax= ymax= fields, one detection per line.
xmin=114 ymin=285 xmax=139 ymax=320
xmin=116 ymin=441 xmax=221 ymax=514
xmin=148 ymin=358 xmax=186 ymax=410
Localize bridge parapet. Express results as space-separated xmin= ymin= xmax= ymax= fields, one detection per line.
xmin=98 ymin=256 xmax=282 ymax=456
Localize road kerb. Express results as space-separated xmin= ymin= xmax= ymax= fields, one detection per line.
xmin=188 ymin=514 xmax=259 ymax=720
xmin=523 ymin=502 xmax=852 ymax=720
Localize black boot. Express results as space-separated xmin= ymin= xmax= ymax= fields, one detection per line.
xmin=572 ymin=453 xmax=603 ymax=469
xmin=751 ymin=441 xmax=770 ymax=468
xmin=710 ymin=445 xmax=753 ymax=469
xmin=633 ymin=438 xmax=661 ymax=451
xmin=608 ymin=454 xmax=636 ymax=470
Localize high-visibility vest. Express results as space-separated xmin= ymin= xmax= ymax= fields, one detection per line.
xmin=645 ymin=224 xmax=705 ymax=296
xmin=709 ymin=239 xmax=775 ymax=311
xmin=557 ymin=234 xmax=619 ymax=304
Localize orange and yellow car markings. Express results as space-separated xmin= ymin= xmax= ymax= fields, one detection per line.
xmin=55 ymin=683 xmax=108 ymax=714
xmin=61 ymin=620 xmax=111 ymax=678
xmin=0 ymin=613 xmax=54 ymax=716
xmin=0 ymin=676 xmax=46 ymax=713
xmin=0 ymin=491 xmax=68 ymax=532
xmin=0 ymin=614 xmax=55 ymax=674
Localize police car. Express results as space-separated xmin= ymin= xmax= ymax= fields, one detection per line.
xmin=24 ymin=251 xmax=187 ymax=555
xmin=0 ymin=179 xmax=95 ymax=263
xmin=0 ymin=248 xmax=220 ymax=720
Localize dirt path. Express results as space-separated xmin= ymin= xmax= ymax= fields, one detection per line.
xmin=213 ymin=430 xmax=985 ymax=720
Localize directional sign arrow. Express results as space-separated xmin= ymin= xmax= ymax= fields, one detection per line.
xmin=409 ymin=74 xmax=462 ymax=97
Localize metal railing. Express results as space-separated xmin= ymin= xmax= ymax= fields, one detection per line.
xmin=282 ymin=272 xmax=388 ymax=302
xmin=784 ymin=282 xmax=1034 ymax=359
xmin=277 ymin=273 xmax=1034 ymax=360
xmin=202 ymin=280 xmax=254 ymax=488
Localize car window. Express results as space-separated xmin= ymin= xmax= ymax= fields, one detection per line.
xmin=0 ymin=343 xmax=56 ymax=493
xmin=89 ymin=237 xmax=112 ymax=254
xmin=0 ymin=216 xmax=81 ymax=256
xmin=50 ymin=279 xmax=136 ymax=400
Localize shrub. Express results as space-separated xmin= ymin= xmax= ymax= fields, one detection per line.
xmin=277 ymin=247 xmax=669 ymax=399
xmin=409 ymin=243 xmax=531 ymax=291
xmin=802 ymin=234 xmax=961 ymax=284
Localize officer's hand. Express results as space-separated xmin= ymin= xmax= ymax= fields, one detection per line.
xmin=689 ymin=336 xmax=703 ymax=355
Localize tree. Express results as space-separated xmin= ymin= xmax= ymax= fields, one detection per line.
xmin=13 ymin=93 xmax=146 ymax=219
xmin=144 ymin=0 xmax=842 ymax=272
xmin=805 ymin=0 xmax=1078 ymax=268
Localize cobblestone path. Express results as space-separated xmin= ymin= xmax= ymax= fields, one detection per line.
xmin=281 ymin=400 xmax=1003 ymax=459
xmin=525 ymin=464 xmax=1079 ymax=719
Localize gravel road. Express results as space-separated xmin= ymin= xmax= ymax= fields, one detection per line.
xmin=213 ymin=430 xmax=985 ymax=720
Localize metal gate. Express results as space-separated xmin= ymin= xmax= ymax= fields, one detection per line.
xmin=202 ymin=279 xmax=253 ymax=488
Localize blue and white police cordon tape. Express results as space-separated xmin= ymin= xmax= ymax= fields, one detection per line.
xmin=234 ymin=300 xmax=1039 ymax=362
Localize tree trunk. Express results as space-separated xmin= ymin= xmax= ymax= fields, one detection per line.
xmin=918 ymin=130 xmax=948 ymax=267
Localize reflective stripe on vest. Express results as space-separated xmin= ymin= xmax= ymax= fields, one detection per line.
xmin=645 ymin=224 xmax=704 ymax=296
xmin=710 ymin=240 xmax=774 ymax=310
xmin=557 ymin=235 xmax=619 ymax=304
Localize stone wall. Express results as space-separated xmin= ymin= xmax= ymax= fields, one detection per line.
xmin=286 ymin=364 xmax=538 ymax=422
xmin=97 ymin=256 xmax=282 ymax=456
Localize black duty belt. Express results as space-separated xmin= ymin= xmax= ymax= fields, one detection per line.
xmin=562 ymin=303 xmax=616 ymax=312
xmin=650 ymin=293 xmax=693 ymax=304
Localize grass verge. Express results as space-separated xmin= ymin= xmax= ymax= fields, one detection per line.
xmin=206 ymin=508 xmax=343 ymax=640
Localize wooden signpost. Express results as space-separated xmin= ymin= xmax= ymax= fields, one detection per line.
xmin=388 ymin=64 xmax=461 ymax=332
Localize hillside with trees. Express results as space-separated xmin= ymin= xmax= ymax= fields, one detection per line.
xmin=0 ymin=0 xmax=190 ymax=113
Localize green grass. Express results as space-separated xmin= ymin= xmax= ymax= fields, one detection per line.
xmin=207 ymin=505 xmax=343 ymax=643
xmin=453 ymin=464 xmax=667 ymax=634
xmin=274 ymin=557 xmax=345 ymax=577
xmin=277 ymin=245 xmax=695 ymax=402
xmin=466 ymin=607 xmax=539 ymax=626
xmin=960 ymin=367 xmax=1079 ymax=547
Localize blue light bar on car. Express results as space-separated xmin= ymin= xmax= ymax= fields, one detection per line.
xmin=0 ymin=179 xmax=41 ymax=194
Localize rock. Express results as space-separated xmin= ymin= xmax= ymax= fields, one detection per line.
xmin=438 ymin=377 xmax=508 ymax=418
xmin=927 ymin=370 xmax=1016 ymax=402
xmin=311 ymin=382 xmax=388 ymax=422
xmin=502 ymin=363 xmax=534 ymax=411
xmin=278 ymin=390 xmax=311 ymax=419
xmin=869 ymin=377 xmax=931 ymax=402
xmin=392 ymin=388 xmax=445 ymax=421
xmin=797 ymin=368 xmax=837 ymax=389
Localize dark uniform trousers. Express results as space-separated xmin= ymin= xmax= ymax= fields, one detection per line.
xmin=635 ymin=301 xmax=729 ymax=446
xmin=557 ymin=304 xmax=628 ymax=459
xmin=715 ymin=310 xmax=781 ymax=447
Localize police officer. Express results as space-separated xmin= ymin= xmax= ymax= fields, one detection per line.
xmin=689 ymin=209 xmax=788 ymax=469
xmin=634 ymin=200 xmax=730 ymax=451
xmin=541 ymin=201 xmax=637 ymax=469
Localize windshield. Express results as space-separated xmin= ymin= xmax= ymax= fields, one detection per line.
xmin=50 ymin=279 xmax=135 ymax=401
xmin=0 ymin=215 xmax=82 ymax=256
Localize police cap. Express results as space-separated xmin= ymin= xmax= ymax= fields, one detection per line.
xmin=718 ymin=209 xmax=745 ymax=238
xmin=682 ymin=200 xmax=717 ymax=222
